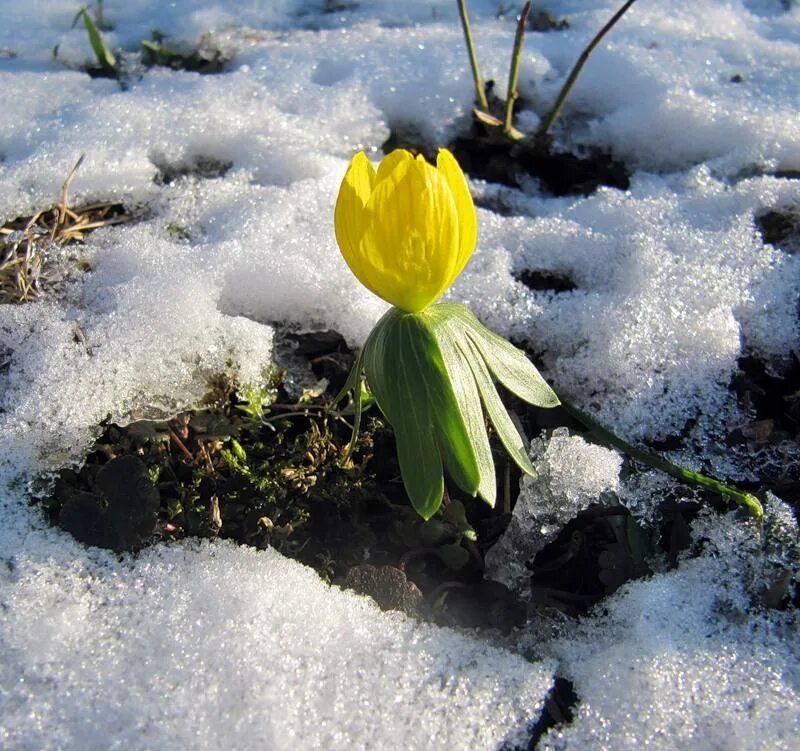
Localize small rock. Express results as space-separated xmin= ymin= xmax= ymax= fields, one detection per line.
xmin=57 ymin=455 xmax=160 ymax=552
xmin=343 ymin=564 xmax=423 ymax=616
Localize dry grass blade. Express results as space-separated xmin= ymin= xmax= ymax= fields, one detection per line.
xmin=0 ymin=156 xmax=133 ymax=303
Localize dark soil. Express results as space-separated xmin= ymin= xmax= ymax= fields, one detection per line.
xmin=515 ymin=268 xmax=578 ymax=294
xmin=382 ymin=117 xmax=630 ymax=198
xmin=40 ymin=334 xmax=530 ymax=631
xmin=728 ymin=355 xmax=800 ymax=508
xmin=450 ymin=128 xmax=630 ymax=197
xmin=756 ymin=207 xmax=800 ymax=254
xmin=524 ymin=677 xmax=578 ymax=751
xmin=152 ymin=155 xmax=233 ymax=185
xmin=140 ymin=33 xmax=231 ymax=75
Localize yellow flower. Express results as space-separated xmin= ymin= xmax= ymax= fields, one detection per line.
xmin=334 ymin=148 xmax=477 ymax=313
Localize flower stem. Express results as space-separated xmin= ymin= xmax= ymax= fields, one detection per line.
xmin=504 ymin=1 xmax=531 ymax=138
xmin=536 ymin=0 xmax=639 ymax=141
xmin=559 ymin=398 xmax=764 ymax=522
xmin=456 ymin=0 xmax=489 ymax=112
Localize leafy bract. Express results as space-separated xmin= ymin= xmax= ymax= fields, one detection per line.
xmin=337 ymin=303 xmax=559 ymax=519
xmin=426 ymin=308 xmax=496 ymax=506
xmin=438 ymin=303 xmax=560 ymax=408
xmin=363 ymin=309 xmax=478 ymax=518
xmin=459 ymin=333 xmax=536 ymax=476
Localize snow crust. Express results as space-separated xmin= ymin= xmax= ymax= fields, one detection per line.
xmin=0 ymin=0 xmax=798 ymax=748
xmin=527 ymin=496 xmax=800 ymax=751
xmin=0 ymin=494 xmax=553 ymax=750
xmin=485 ymin=429 xmax=622 ymax=595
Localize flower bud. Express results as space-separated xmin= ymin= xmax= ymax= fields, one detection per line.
xmin=334 ymin=149 xmax=477 ymax=313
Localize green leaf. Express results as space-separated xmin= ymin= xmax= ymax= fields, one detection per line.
xmin=458 ymin=332 xmax=536 ymax=477
xmin=427 ymin=310 xmax=495 ymax=506
xmin=78 ymin=8 xmax=117 ymax=70
xmin=363 ymin=309 xmax=445 ymax=519
xmin=437 ymin=303 xmax=559 ymax=408
xmin=229 ymin=438 xmax=248 ymax=464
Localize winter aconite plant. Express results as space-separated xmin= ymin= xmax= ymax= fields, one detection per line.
xmin=334 ymin=148 xmax=559 ymax=519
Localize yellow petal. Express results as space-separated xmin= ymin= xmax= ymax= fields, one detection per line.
xmin=436 ymin=148 xmax=477 ymax=284
xmin=359 ymin=153 xmax=459 ymax=312
xmin=334 ymin=152 xmax=380 ymax=295
xmin=375 ymin=148 xmax=414 ymax=185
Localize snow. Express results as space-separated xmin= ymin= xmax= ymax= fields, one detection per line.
xmin=525 ymin=495 xmax=800 ymax=751
xmin=485 ymin=429 xmax=623 ymax=596
xmin=0 ymin=0 xmax=798 ymax=748
xmin=466 ymin=168 xmax=800 ymax=441
xmin=0 ymin=511 xmax=554 ymax=750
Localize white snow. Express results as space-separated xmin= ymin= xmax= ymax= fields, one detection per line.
xmin=0 ymin=0 xmax=798 ymax=748
xmin=485 ymin=429 xmax=623 ymax=596
xmin=525 ymin=495 xmax=800 ymax=751
xmin=0 ymin=498 xmax=554 ymax=750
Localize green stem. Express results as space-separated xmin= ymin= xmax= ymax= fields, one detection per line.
xmin=504 ymin=1 xmax=531 ymax=137
xmin=559 ymin=399 xmax=764 ymax=522
xmin=536 ymin=0 xmax=638 ymax=141
xmin=456 ymin=0 xmax=490 ymax=111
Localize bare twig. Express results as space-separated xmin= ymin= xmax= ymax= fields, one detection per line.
xmin=0 ymin=156 xmax=132 ymax=303
xmin=504 ymin=1 xmax=531 ymax=137
xmin=456 ymin=0 xmax=489 ymax=111
xmin=53 ymin=154 xmax=85 ymax=241
xmin=537 ymin=0 xmax=639 ymax=141
xmin=168 ymin=428 xmax=194 ymax=461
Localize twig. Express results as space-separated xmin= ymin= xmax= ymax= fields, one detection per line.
xmin=504 ymin=1 xmax=531 ymax=137
xmin=503 ymin=458 xmax=511 ymax=515
xmin=456 ymin=0 xmax=489 ymax=111
xmin=198 ymin=441 xmax=216 ymax=473
xmin=559 ymin=398 xmax=764 ymax=521
xmin=536 ymin=0 xmax=639 ymax=141
xmin=168 ymin=428 xmax=194 ymax=461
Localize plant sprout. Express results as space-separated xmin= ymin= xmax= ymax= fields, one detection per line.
xmin=334 ymin=148 xmax=559 ymax=519
xmin=333 ymin=149 xmax=764 ymax=523
xmin=73 ymin=5 xmax=117 ymax=73
xmin=458 ymin=0 xmax=640 ymax=142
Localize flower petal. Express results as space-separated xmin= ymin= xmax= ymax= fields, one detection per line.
xmin=359 ymin=154 xmax=459 ymax=312
xmin=334 ymin=152 xmax=380 ymax=295
xmin=436 ymin=149 xmax=477 ymax=283
xmin=375 ymin=148 xmax=414 ymax=185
